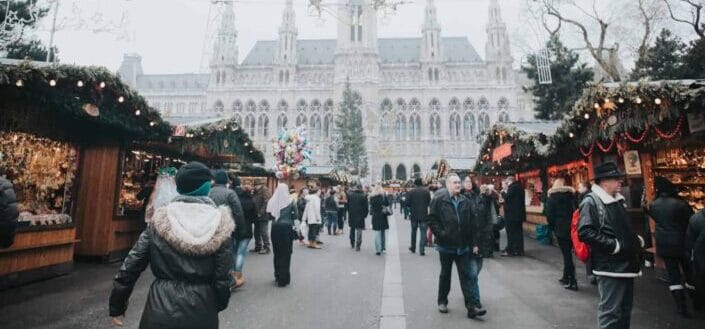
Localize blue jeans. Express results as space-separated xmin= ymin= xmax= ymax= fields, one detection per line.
xmin=325 ymin=210 xmax=338 ymax=234
xmin=468 ymin=255 xmax=483 ymax=306
xmin=233 ymin=238 xmax=251 ymax=273
xmin=374 ymin=229 xmax=386 ymax=253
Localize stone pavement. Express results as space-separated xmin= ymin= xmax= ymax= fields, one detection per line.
xmin=0 ymin=211 xmax=704 ymax=328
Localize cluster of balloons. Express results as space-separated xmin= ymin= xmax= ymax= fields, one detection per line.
xmin=272 ymin=127 xmax=312 ymax=180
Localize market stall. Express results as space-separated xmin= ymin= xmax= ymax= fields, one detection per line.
xmin=0 ymin=60 xmax=170 ymax=287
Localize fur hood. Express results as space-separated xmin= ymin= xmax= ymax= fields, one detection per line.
xmin=152 ymin=200 xmax=234 ymax=256
xmin=548 ymin=185 xmax=575 ymax=196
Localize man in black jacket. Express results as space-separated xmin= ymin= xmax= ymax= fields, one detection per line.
xmin=408 ymin=178 xmax=431 ymax=255
xmin=428 ymin=174 xmax=485 ymax=319
xmin=347 ymin=185 xmax=369 ymax=251
xmin=209 ymin=170 xmax=245 ymax=289
xmin=0 ymin=163 xmax=19 ymax=248
xmin=578 ymin=162 xmax=644 ymax=329
xmin=686 ymin=209 xmax=705 ymax=312
xmin=501 ymin=177 xmax=526 ymax=256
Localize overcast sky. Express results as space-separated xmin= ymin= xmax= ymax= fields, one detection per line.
xmin=33 ymin=0 xmax=537 ymax=74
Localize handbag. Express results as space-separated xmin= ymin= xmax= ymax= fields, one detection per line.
xmin=382 ymin=196 xmax=393 ymax=216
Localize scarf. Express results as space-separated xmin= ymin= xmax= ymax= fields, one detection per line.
xmin=266 ymin=183 xmax=290 ymax=221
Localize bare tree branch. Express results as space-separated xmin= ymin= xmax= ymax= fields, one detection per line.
xmin=638 ymin=0 xmax=652 ymax=59
xmin=663 ymin=0 xmax=704 ymax=39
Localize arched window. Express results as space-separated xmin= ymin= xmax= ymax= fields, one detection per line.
xmin=296 ymin=113 xmax=307 ymax=128
xmin=463 ymin=113 xmax=475 ymax=139
xmin=259 ymin=100 xmax=270 ymax=112
xmin=233 ymin=114 xmax=242 ymax=126
xmin=428 ymin=68 xmax=433 ymax=82
xmin=296 ymin=99 xmax=307 ymax=112
xmin=323 ymin=114 xmax=333 ymax=138
xmin=463 ymin=97 xmax=474 ymax=111
xmin=279 ymin=71 xmax=284 ymax=83
xmin=324 ymin=99 xmax=334 ymax=112
xmin=381 ymin=98 xmax=392 ymax=111
xmin=449 ymin=98 xmax=460 ymax=111
xmin=380 ymin=113 xmax=391 ymax=138
xmin=412 ymin=164 xmax=421 ymax=178
xmin=396 ymin=164 xmax=407 ymax=181
xmin=257 ymin=114 xmax=269 ymax=137
xmin=478 ymin=112 xmax=490 ymax=134
xmin=310 ymin=114 xmax=321 ymax=140
xmin=285 ymin=71 xmax=290 ymax=83
xmin=409 ymin=98 xmax=420 ymax=111
xmin=430 ymin=113 xmax=441 ymax=138
xmin=409 ymin=113 xmax=421 ymax=140
xmin=395 ymin=114 xmax=407 ymax=140
xmin=214 ymin=100 xmax=224 ymax=113
xmin=429 ymin=98 xmax=440 ymax=111
xmin=382 ymin=164 xmax=393 ymax=181
xmin=396 ymin=98 xmax=406 ymax=111
xmin=233 ymin=100 xmax=243 ymax=112
xmin=246 ymin=99 xmax=256 ymax=112
xmin=245 ymin=114 xmax=256 ymax=137
xmin=498 ymin=112 xmax=510 ymax=123
xmin=498 ymin=97 xmax=509 ymax=110
xmin=478 ymin=97 xmax=489 ymax=110
xmin=311 ymin=99 xmax=321 ymax=111
xmin=277 ymin=114 xmax=288 ymax=132
xmin=278 ymin=99 xmax=288 ymax=112
xmin=434 ymin=68 xmax=439 ymax=81
xmin=449 ymin=113 xmax=461 ymax=140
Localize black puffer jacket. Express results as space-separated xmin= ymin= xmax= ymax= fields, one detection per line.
xmin=476 ymin=193 xmax=498 ymax=257
xmin=428 ymin=189 xmax=478 ymax=249
xmin=545 ymin=186 xmax=576 ymax=240
xmin=209 ymin=184 xmax=244 ymax=238
xmin=503 ymin=181 xmax=526 ymax=223
xmin=578 ymin=187 xmax=642 ymax=278
xmin=369 ymin=194 xmax=390 ymax=231
xmin=686 ymin=210 xmax=705 ymax=274
xmin=109 ymin=196 xmax=234 ymax=329
xmin=647 ymin=193 xmax=694 ymax=258
xmin=235 ymin=187 xmax=257 ymax=240
xmin=0 ymin=176 xmax=19 ymax=248
xmin=347 ymin=190 xmax=369 ymax=230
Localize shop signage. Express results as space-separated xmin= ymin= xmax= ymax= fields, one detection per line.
xmin=623 ymin=150 xmax=642 ymax=175
xmin=492 ymin=143 xmax=513 ymax=162
xmin=173 ymin=125 xmax=186 ymax=137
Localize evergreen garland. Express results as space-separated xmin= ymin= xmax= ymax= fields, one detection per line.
xmin=176 ymin=117 xmax=264 ymax=164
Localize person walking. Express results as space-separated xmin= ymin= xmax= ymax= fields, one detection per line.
xmin=302 ymin=188 xmax=323 ymax=249
xmin=251 ymin=178 xmax=272 ymax=254
xmin=686 ymin=208 xmax=705 ymax=313
xmin=347 ymin=184 xmax=369 ymax=251
xmin=545 ymin=178 xmax=578 ymax=291
xmin=578 ymin=181 xmax=598 ymax=285
xmin=578 ymin=162 xmax=644 ymax=329
xmin=268 ymin=182 xmax=299 ymax=287
xmin=336 ymin=186 xmax=347 ymax=235
xmin=370 ymin=184 xmax=390 ymax=255
xmin=647 ymin=176 xmax=695 ymax=316
xmin=502 ymin=177 xmax=526 ymax=257
xmin=0 ymin=163 xmax=19 ymax=249
xmin=408 ymin=178 xmax=431 ymax=255
xmin=209 ymin=170 xmax=246 ymax=290
xmin=324 ymin=189 xmax=339 ymax=235
xmin=232 ymin=177 xmax=256 ymax=288
xmin=428 ymin=174 xmax=485 ymax=319
xmin=109 ymin=162 xmax=234 ymax=329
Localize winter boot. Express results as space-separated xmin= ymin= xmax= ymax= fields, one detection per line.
xmin=672 ymin=289 xmax=690 ymax=318
xmin=235 ymin=272 xmax=245 ymax=288
xmin=686 ymin=286 xmax=702 ymax=311
xmin=564 ymin=277 xmax=578 ymax=291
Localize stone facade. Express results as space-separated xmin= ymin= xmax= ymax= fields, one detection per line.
xmin=118 ymin=0 xmax=534 ymax=182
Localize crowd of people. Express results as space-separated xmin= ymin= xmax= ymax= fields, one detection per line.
xmin=4 ymin=158 xmax=705 ymax=328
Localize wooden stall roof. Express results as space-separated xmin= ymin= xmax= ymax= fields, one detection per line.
xmin=169 ymin=117 xmax=265 ymax=164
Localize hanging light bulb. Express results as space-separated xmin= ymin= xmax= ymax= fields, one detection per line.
xmin=618 ymin=97 xmax=624 ymax=104
xmin=569 ymin=132 xmax=575 ymax=138
xmin=584 ymin=113 xmax=590 ymax=120
xmin=604 ymin=98 xmax=610 ymax=103
xmin=635 ymin=96 xmax=642 ymax=104
xmin=244 ymin=142 xmax=249 ymax=146
xmin=593 ymin=103 xmax=600 ymax=109
xmin=49 ymin=79 xmax=56 ymax=87
xmin=149 ymin=121 xmax=156 ymax=127
xmin=15 ymin=79 xmax=23 ymax=87
xmin=99 ymin=81 xmax=106 ymax=89
xmin=135 ymin=109 xmax=141 ymax=116
xmin=118 ymin=96 xmax=124 ymax=103
xmin=77 ymin=80 xmax=84 ymax=87
xmin=654 ymin=98 xmax=662 ymax=105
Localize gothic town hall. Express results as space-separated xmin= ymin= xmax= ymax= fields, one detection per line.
xmin=117 ymin=0 xmax=534 ymax=182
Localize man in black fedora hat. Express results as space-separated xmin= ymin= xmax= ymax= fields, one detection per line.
xmin=578 ymin=162 xmax=644 ymax=329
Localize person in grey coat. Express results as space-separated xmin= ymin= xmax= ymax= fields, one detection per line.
xmin=209 ymin=169 xmax=245 ymax=289
xmin=0 ymin=163 xmax=19 ymax=248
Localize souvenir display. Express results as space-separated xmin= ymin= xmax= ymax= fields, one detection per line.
xmin=654 ymin=146 xmax=705 ymax=211
xmin=116 ymin=150 xmax=183 ymax=216
xmin=0 ymin=131 xmax=78 ymax=226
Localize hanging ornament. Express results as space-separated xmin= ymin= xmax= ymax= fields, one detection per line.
xmin=596 ymin=139 xmax=615 ymax=153
xmin=654 ymin=116 xmax=683 ymax=140
xmin=82 ymin=103 xmax=100 ymax=117
xmin=624 ymin=125 xmax=649 ymax=144
xmin=607 ymin=115 xmax=618 ymax=126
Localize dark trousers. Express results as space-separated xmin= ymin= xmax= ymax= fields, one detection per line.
xmin=694 ymin=271 xmax=705 ymax=307
xmin=337 ymin=208 xmax=346 ymax=231
xmin=596 ymin=276 xmax=634 ymax=329
xmin=663 ymin=256 xmax=693 ymax=288
xmin=410 ymin=221 xmax=427 ymax=254
xmin=307 ymin=223 xmax=320 ymax=242
xmin=254 ymin=220 xmax=271 ymax=250
xmin=505 ymin=220 xmax=524 ymax=254
xmin=557 ymin=238 xmax=576 ymax=281
xmin=271 ymin=221 xmax=294 ymax=285
xmin=438 ymin=251 xmax=473 ymax=309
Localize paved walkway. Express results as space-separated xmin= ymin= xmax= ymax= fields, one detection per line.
xmin=1 ymin=211 xmax=703 ymax=328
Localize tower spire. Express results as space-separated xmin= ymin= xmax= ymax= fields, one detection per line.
xmin=278 ymin=0 xmax=297 ymax=64
xmin=485 ymin=0 xmax=512 ymax=84
xmin=421 ymin=0 xmax=441 ymax=62
xmin=210 ymin=1 xmax=238 ymax=68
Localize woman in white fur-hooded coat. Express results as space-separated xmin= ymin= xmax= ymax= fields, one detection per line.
xmin=109 ymin=162 xmax=234 ymax=329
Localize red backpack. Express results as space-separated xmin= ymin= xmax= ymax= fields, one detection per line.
xmin=570 ymin=194 xmax=605 ymax=263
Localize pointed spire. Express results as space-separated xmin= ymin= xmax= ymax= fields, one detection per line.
xmin=488 ymin=0 xmax=503 ymax=24
xmin=211 ymin=1 xmax=238 ymax=67
xmin=278 ymin=0 xmax=298 ymax=64
xmin=424 ymin=0 xmax=440 ymax=29
xmin=421 ymin=0 xmax=441 ymax=62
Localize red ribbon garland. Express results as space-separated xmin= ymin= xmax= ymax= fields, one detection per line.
xmin=654 ymin=117 xmax=683 ymax=140
xmin=624 ymin=125 xmax=649 ymax=144
xmin=596 ymin=139 xmax=615 ymax=153
xmin=579 ymin=142 xmax=595 ymax=157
